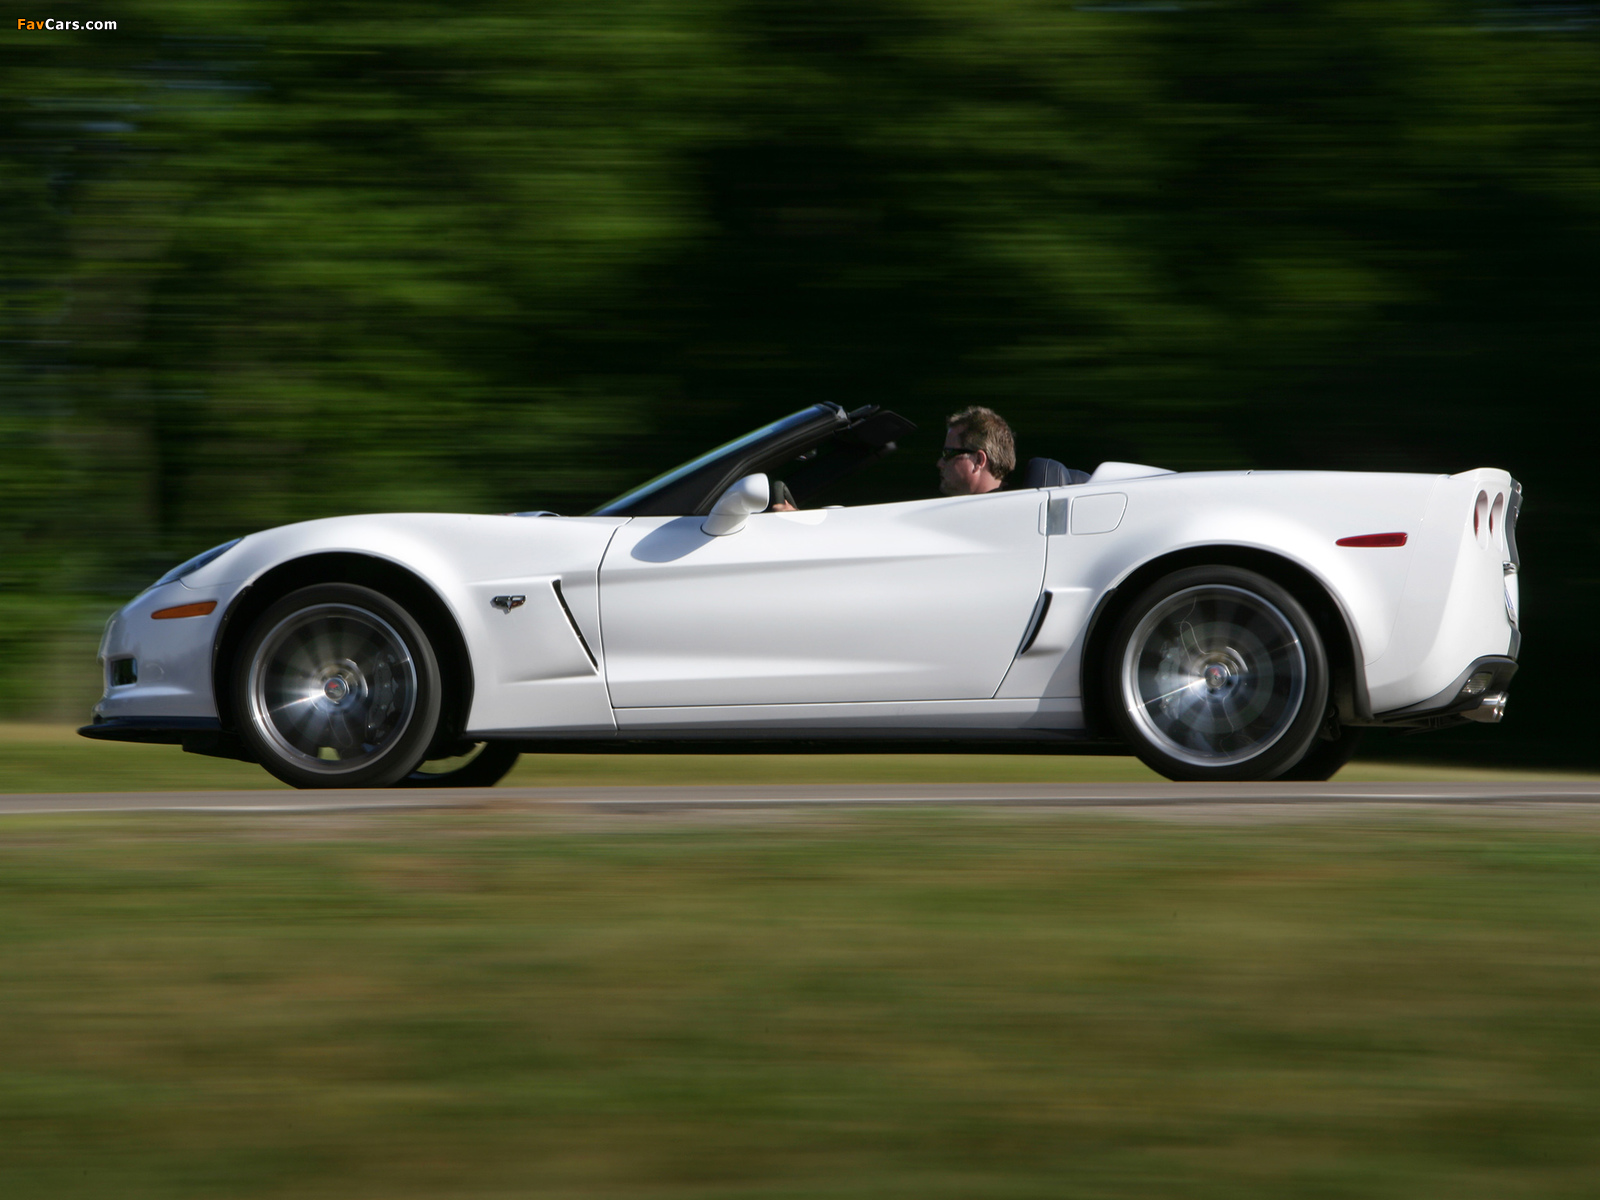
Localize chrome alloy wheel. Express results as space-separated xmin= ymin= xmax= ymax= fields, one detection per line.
xmin=246 ymin=602 xmax=419 ymax=775
xmin=1120 ymin=583 xmax=1307 ymax=768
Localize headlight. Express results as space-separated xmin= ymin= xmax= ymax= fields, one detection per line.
xmin=149 ymin=538 xmax=242 ymax=590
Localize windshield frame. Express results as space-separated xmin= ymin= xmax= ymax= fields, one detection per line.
xmin=590 ymin=404 xmax=851 ymax=517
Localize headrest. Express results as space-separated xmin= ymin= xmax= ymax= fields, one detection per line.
xmin=1021 ymin=458 xmax=1091 ymax=488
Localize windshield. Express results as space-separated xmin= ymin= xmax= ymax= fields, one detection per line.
xmin=590 ymin=405 xmax=844 ymax=516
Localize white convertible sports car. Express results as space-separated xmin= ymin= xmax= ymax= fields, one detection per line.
xmin=82 ymin=404 xmax=1521 ymax=786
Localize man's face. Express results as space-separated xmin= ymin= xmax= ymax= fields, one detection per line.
xmin=937 ymin=426 xmax=988 ymax=495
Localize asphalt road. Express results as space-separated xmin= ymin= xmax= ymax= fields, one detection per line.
xmin=3 ymin=780 xmax=1599 ymax=816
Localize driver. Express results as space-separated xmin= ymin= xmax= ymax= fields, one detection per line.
xmin=938 ymin=405 xmax=1014 ymax=495
xmin=770 ymin=405 xmax=1015 ymax=510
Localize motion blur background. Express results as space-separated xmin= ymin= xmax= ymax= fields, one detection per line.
xmin=3 ymin=0 xmax=1594 ymax=766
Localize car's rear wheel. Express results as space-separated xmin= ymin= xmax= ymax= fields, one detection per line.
xmin=234 ymin=584 xmax=442 ymax=789
xmin=1276 ymin=726 xmax=1365 ymax=781
xmin=1104 ymin=566 xmax=1329 ymax=782
xmin=401 ymin=741 xmax=521 ymax=787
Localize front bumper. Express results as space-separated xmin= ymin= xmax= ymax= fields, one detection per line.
xmin=84 ymin=576 xmax=256 ymax=759
xmin=91 ymin=578 xmax=243 ymax=724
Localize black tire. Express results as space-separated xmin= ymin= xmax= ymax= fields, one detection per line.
xmin=1276 ymin=726 xmax=1365 ymax=781
xmin=400 ymin=740 xmax=521 ymax=787
xmin=1102 ymin=566 xmax=1329 ymax=782
xmin=233 ymin=583 xmax=443 ymax=789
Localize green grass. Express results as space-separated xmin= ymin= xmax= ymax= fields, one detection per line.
xmin=3 ymin=808 xmax=1600 ymax=1198
xmin=3 ymin=724 xmax=1595 ymax=793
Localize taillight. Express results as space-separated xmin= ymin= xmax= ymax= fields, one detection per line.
xmin=1505 ymin=481 xmax=1522 ymax=570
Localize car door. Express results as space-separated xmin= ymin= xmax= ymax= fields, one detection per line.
xmin=597 ymin=489 xmax=1047 ymax=709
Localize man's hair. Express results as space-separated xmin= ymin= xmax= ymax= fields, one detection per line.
xmin=947 ymin=405 xmax=1015 ymax=483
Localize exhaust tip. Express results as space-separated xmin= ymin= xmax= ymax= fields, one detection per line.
xmin=1464 ymin=694 xmax=1507 ymax=723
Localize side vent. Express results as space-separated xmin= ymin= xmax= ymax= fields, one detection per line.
xmin=551 ymin=580 xmax=598 ymax=668
xmin=1016 ymin=591 xmax=1053 ymax=656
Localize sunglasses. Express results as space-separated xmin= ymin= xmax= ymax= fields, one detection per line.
xmin=939 ymin=446 xmax=977 ymax=461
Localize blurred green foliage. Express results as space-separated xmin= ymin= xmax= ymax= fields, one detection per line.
xmin=2 ymin=1 xmax=1595 ymax=760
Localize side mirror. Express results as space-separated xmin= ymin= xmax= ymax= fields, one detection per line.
xmin=702 ymin=474 xmax=771 ymax=536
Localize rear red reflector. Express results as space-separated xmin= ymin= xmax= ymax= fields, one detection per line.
xmin=1336 ymin=533 xmax=1407 ymax=548
xmin=152 ymin=601 xmax=218 ymax=619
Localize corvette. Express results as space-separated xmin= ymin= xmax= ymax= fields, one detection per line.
xmin=81 ymin=403 xmax=1521 ymax=786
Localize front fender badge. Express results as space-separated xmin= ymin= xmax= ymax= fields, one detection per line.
xmin=491 ymin=595 xmax=526 ymax=613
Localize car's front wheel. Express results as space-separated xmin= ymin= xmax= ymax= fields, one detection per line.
xmin=1103 ymin=566 xmax=1329 ymax=782
xmin=234 ymin=584 xmax=443 ymax=789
